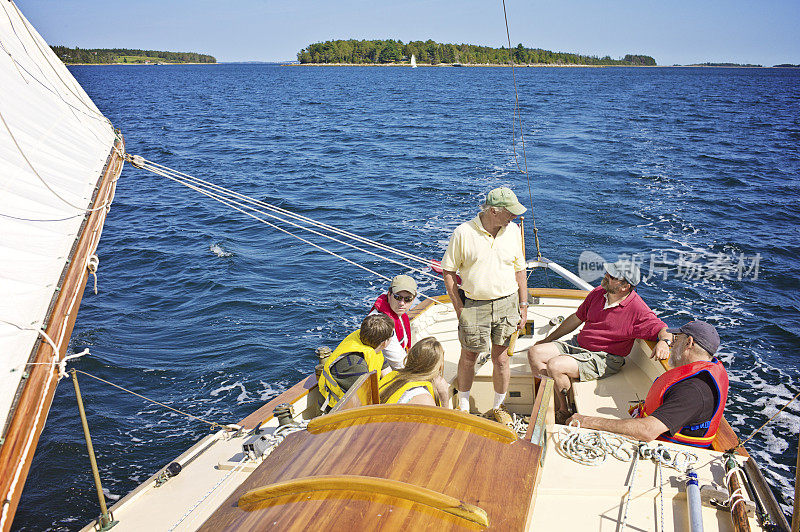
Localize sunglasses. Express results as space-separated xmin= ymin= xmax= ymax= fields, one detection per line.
xmin=392 ymin=293 xmax=414 ymax=303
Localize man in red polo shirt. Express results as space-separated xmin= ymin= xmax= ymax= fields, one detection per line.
xmin=527 ymin=260 xmax=672 ymax=423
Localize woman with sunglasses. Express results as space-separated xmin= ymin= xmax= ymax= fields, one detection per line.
xmin=369 ymin=275 xmax=452 ymax=407
xmin=369 ymin=275 xmax=417 ymax=368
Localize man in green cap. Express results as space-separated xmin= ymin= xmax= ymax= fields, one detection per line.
xmin=441 ymin=187 xmax=528 ymax=425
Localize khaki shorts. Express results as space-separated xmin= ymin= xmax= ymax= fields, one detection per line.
xmin=458 ymin=293 xmax=520 ymax=351
xmin=554 ymin=339 xmax=625 ymax=382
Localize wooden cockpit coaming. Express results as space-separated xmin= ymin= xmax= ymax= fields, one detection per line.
xmin=199 ymin=405 xmax=542 ymax=531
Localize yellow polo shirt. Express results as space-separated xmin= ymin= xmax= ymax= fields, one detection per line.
xmin=441 ymin=216 xmax=525 ymax=300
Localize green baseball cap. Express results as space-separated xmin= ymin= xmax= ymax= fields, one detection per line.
xmin=486 ymin=187 xmax=526 ymax=216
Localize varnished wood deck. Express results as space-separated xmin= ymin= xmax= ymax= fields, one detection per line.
xmin=198 ymin=407 xmax=541 ymax=530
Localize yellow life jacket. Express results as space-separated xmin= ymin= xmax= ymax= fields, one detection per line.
xmin=319 ymin=329 xmax=385 ymax=409
xmin=379 ymin=370 xmax=439 ymax=406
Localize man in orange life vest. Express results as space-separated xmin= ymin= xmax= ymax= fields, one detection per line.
xmin=568 ymin=321 xmax=729 ymax=448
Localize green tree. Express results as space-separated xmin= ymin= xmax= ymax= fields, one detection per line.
xmin=379 ymin=41 xmax=401 ymax=63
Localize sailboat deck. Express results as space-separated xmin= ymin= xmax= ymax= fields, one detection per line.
xmin=412 ymin=290 xmax=674 ymax=422
xmin=531 ymin=429 xmax=759 ymax=531
xmin=83 ymin=289 xmax=761 ymax=531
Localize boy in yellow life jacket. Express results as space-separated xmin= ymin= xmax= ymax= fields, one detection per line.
xmin=318 ymin=313 xmax=394 ymax=410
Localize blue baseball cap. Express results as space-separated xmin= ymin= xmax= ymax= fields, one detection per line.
xmin=667 ymin=321 xmax=720 ymax=355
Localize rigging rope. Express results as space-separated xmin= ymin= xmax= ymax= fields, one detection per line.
xmin=560 ymin=423 xmax=701 ymax=532
xmin=722 ymin=466 xmax=747 ymax=514
xmin=73 ymin=370 xmax=234 ymax=431
xmin=501 ymin=0 xmax=543 ymax=260
xmin=728 ymin=386 xmax=800 ymax=452
xmin=134 ymin=158 xmax=439 ymax=280
xmin=126 ymin=155 xmax=447 ymax=304
xmin=141 ymin=158 xmax=436 ymax=270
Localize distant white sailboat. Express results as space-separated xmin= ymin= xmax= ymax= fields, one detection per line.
xmin=410 ymin=54 xmax=417 ymax=68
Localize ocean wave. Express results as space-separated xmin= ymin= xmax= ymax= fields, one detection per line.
xmin=209 ymin=242 xmax=234 ymax=257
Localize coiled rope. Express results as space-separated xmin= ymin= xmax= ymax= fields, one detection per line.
xmin=559 ymin=423 xmax=700 ymax=532
xmin=557 ymin=422 xmax=635 ymax=466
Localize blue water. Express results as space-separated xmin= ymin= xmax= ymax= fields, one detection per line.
xmin=12 ymin=64 xmax=800 ymax=530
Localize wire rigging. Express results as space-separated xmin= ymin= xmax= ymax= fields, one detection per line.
xmin=142 ymin=158 xmax=437 ymax=270
xmin=128 ymin=155 xmax=446 ymax=305
xmin=74 ymin=370 xmax=229 ymax=430
xmin=501 ymin=0 xmax=543 ymax=260
xmin=729 ymin=386 xmax=800 ymax=451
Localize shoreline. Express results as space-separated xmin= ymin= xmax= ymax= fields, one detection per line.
xmin=63 ymin=62 xmax=793 ymax=69
xmin=293 ymin=62 xmax=616 ymax=68
xmin=65 ymin=62 xmax=217 ymax=66
xmin=290 ymin=63 xmax=786 ymax=69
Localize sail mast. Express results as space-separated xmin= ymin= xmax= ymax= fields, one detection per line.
xmin=0 ymin=2 xmax=125 ymax=528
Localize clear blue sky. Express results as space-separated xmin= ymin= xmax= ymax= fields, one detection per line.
xmin=16 ymin=0 xmax=800 ymax=66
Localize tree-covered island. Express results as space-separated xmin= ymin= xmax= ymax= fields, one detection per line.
xmin=297 ymin=39 xmax=656 ymax=66
xmin=51 ymin=46 xmax=216 ymax=64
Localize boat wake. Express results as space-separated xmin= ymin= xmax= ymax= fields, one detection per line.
xmin=209 ymin=380 xmax=249 ymax=403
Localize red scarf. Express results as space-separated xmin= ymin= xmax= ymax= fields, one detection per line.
xmin=371 ymin=294 xmax=411 ymax=350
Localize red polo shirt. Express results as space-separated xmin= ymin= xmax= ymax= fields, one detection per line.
xmin=575 ymin=286 xmax=666 ymax=357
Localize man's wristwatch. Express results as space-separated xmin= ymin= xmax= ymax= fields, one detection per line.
xmin=519 ymin=302 xmax=529 ymax=307
xmin=656 ymin=338 xmax=672 ymax=347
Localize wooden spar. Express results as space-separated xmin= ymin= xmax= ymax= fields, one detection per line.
xmin=742 ymin=457 xmax=791 ymax=531
xmin=0 ymin=139 xmax=124 ymax=532
xmin=725 ymin=455 xmax=752 ymax=532
xmin=70 ymin=370 xmax=115 ymax=530
xmin=793 ymin=431 xmax=800 ymax=532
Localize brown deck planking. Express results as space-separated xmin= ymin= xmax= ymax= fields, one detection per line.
xmin=199 ymin=414 xmax=541 ymax=531
xmin=0 ymin=140 xmax=124 ymax=531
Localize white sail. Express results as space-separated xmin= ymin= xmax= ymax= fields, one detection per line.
xmin=411 ymin=54 xmax=417 ymax=68
xmin=0 ymin=0 xmax=117 ymax=458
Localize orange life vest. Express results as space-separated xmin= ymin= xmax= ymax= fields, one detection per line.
xmin=637 ymin=359 xmax=728 ymax=448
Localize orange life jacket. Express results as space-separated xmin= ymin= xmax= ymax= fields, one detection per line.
xmin=637 ymin=359 xmax=728 ymax=448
